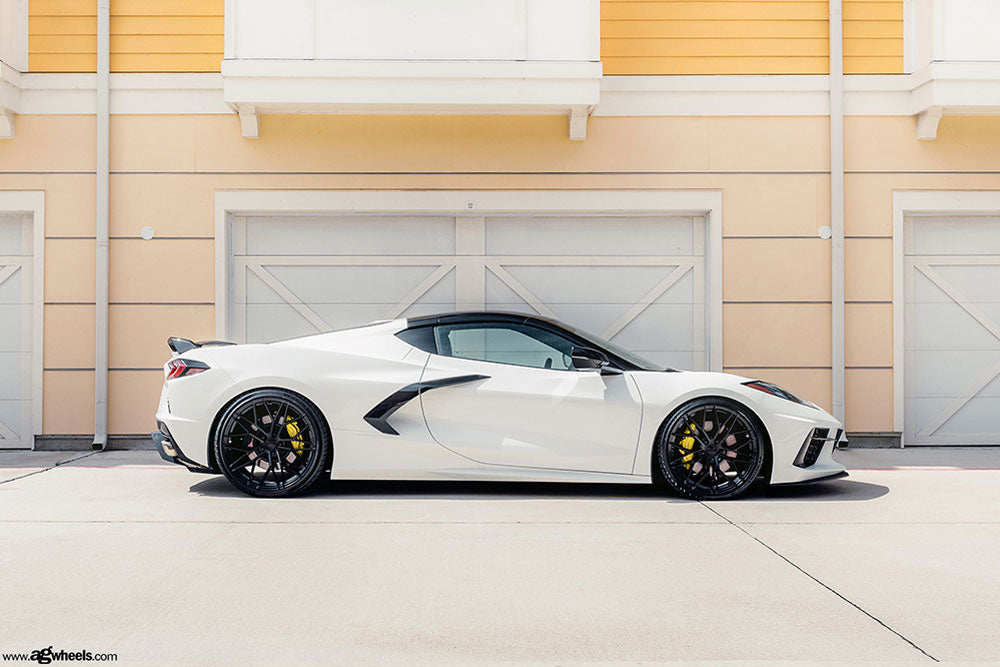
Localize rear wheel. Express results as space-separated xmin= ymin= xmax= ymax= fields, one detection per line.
xmin=214 ymin=389 xmax=330 ymax=497
xmin=655 ymin=397 xmax=765 ymax=500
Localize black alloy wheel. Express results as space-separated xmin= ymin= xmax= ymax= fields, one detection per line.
xmin=656 ymin=397 xmax=765 ymax=500
xmin=214 ymin=388 xmax=330 ymax=497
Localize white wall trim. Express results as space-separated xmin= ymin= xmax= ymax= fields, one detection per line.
xmin=3 ymin=71 xmax=995 ymax=131
xmin=0 ymin=71 xmax=989 ymax=118
xmin=214 ymin=189 xmax=724 ymax=372
xmin=892 ymin=190 xmax=1000 ymax=443
xmin=0 ymin=190 xmax=44 ymax=445
xmin=11 ymin=73 xmax=231 ymax=115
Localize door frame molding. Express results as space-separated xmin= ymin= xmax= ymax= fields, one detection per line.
xmin=892 ymin=190 xmax=1000 ymax=444
xmin=215 ymin=189 xmax=723 ymax=371
xmin=0 ymin=191 xmax=44 ymax=447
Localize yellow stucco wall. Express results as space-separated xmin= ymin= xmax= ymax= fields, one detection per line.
xmin=4 ymin=112 xmax=999 ymax=435
xmin=28 ymin=0 xmax=224 ymax=73
xmin=601 ymin=0 xmax=904 ymax=75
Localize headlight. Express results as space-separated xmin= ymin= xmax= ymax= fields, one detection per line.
xmin=742 ymin=380 xmax=816 ymax=409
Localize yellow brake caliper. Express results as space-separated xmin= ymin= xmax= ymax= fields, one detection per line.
xmin=679 ymin=423 xmax=697 ymax=469
xmin=285 ymin=419 xmax=306 ymax=457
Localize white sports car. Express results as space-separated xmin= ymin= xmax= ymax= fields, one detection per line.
xmin=153 ymin=311 xmax=847 ymax=499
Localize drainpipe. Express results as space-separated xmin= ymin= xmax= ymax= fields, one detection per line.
xmin=93 ymin=0 xmax=109 ymax=450
xmin=829 ymin=0 xmax=846 ymax=424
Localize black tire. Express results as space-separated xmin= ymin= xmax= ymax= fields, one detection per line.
xmin=655 ymin=397 xmax=765 ymax=500
xmin=213 ymin=388 xmax=330 ymax=498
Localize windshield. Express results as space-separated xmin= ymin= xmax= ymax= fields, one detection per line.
xmin=563 ymin=323 xmax=669 ymax=372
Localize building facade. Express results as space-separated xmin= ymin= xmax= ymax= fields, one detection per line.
xmin=0 ymin=0 xmax=998 ymax=449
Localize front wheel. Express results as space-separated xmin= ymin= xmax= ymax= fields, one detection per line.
xmin=655 ymin=397 xmax=765 ymax=500
xmin=214 ymin=389 xmax=330 ymax=497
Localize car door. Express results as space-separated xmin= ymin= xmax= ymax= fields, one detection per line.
xmin=418 ymin=320 xmax=643 ymax=474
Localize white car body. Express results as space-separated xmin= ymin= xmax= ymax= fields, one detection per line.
xmin=154 ymin=313 xmax=846 ymax=489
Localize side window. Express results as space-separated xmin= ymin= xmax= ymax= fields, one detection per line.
xmin=434 ymin=322 xmax=575 ymax=370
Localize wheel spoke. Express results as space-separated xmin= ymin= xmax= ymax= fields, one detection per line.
xmin=691 ymin=460 xmax=715 ymax=489
xmin=717 ymin=411 xmax=739 ymax=440
xmin=233 ymin=416 xmax=265 ymax=441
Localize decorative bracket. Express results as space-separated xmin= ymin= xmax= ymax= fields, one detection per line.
xmin=238 ymin=104 xmax=259 ymax=138
xmin=568 ymin=106 xmax=588 ymax=141
xmin=0 ymin=107 xmax=13 ymax=139
xmin=916 ymin=107 xmax=944 ymax=141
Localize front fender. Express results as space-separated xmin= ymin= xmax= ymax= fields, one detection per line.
xmin=628 ymin=371 xmax=764 ymax=477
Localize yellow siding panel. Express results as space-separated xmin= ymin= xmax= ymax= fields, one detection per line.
xmin=844 ymin=38 xmax=904 ymax=57
xmin=601 ymin=0 xmax=903 ymax=75
xmin=602 ymin=38 xmax=829 ymax=57
xmin=843 ymin=1 xmax=903 ymax=21
xmin=30 ymin=34 xmax=96 ymax=53
xmin=843 ymin=19 xmax=903 ymax=38
xmin=29 ymin=52 xmax=96 ymax=72
xmin=844 ymin=55 xmax=903 ymax=73
xmin=29 ymin=0 xmax=223 ymax=72
xmin=602 ymin=2 xmax=831 ymax=21
xmin=844 ymin=0 xmax=903 ymax=73
xmin=111 ymin=35 xmax=224 ymax=54
xmin=110 ymin=53 xmax=223 ymax=72
xmin=602 ymin=56 xmax=830 ymax=75
xmin=110 ymin=16 xmax=224 ymax=35
xmin=108 ymin=0 xmax=223 ymax=16
xmin=30 ymin=16 xmax=96 ymax=35
xmin=29 ymin=0 xmax=96 ymax=16
xmin=602 ymin=19 xmax=831 ymax=38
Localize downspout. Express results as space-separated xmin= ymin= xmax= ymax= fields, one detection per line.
xmin=829 ymin=0 xmax=846 ymax=424
xmin=93 ymin=0 xmax=109 ymax=450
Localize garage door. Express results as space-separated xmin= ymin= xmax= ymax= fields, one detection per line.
xmin=905 ymin=215 xmax=1000 ymax=445
xmin=230 ymin=214 xmax=707 ymax=370
xmin=0 ymin=214 xmax=33 ymax=449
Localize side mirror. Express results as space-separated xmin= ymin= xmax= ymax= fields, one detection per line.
xmin=571 ymin=347 xmax=621 ymax=375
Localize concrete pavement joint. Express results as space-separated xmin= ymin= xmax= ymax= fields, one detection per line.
xmin=701 ymin=501 xmax=940 ymax=663
xmin=0 ymin=451 xmax=101 ymax=486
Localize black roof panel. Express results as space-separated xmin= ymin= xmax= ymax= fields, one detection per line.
xmin=406 ymin=311 xmax=563 ymax=328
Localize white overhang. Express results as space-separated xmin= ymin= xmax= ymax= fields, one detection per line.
xmin=220 ymin=59 xmax=602 ymax=139
xmin=908 ymin=62 xmax=1000 ymax=140
xmin=904 ymin=0 xmax=1000 ymax=139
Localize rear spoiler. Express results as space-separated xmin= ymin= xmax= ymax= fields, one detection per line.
xmin=167 ymin=337 xmax=236 ymax=356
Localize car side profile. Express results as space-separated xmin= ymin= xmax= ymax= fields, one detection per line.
xmin=152 ymin=311 xmax=847 ymax=499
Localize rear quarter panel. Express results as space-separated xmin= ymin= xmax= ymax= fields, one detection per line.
xmin=157 ymin=324 xmax=431 ymax=470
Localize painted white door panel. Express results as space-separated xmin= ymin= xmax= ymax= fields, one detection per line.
xmin=0 ymin=214 xmax=32 ymax=449
xmin=904 ymin=215 xmax=1000 ymax=445
xmin=420 ymin=355 xmax=643 ymax=473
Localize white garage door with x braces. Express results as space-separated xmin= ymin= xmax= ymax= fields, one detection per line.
xmin=230 ymin=214 xmax=708 ymax=371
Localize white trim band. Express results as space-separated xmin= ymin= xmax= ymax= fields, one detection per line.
xmin=1 ymin=69 xmax=998 ymax=124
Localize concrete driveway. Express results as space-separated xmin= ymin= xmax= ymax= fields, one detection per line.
xmin=0 ymin=448 xmax=997 ymax=665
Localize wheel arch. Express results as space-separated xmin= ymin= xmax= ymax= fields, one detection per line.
xmin=207 ymin=385 xmax=335 ymax=474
